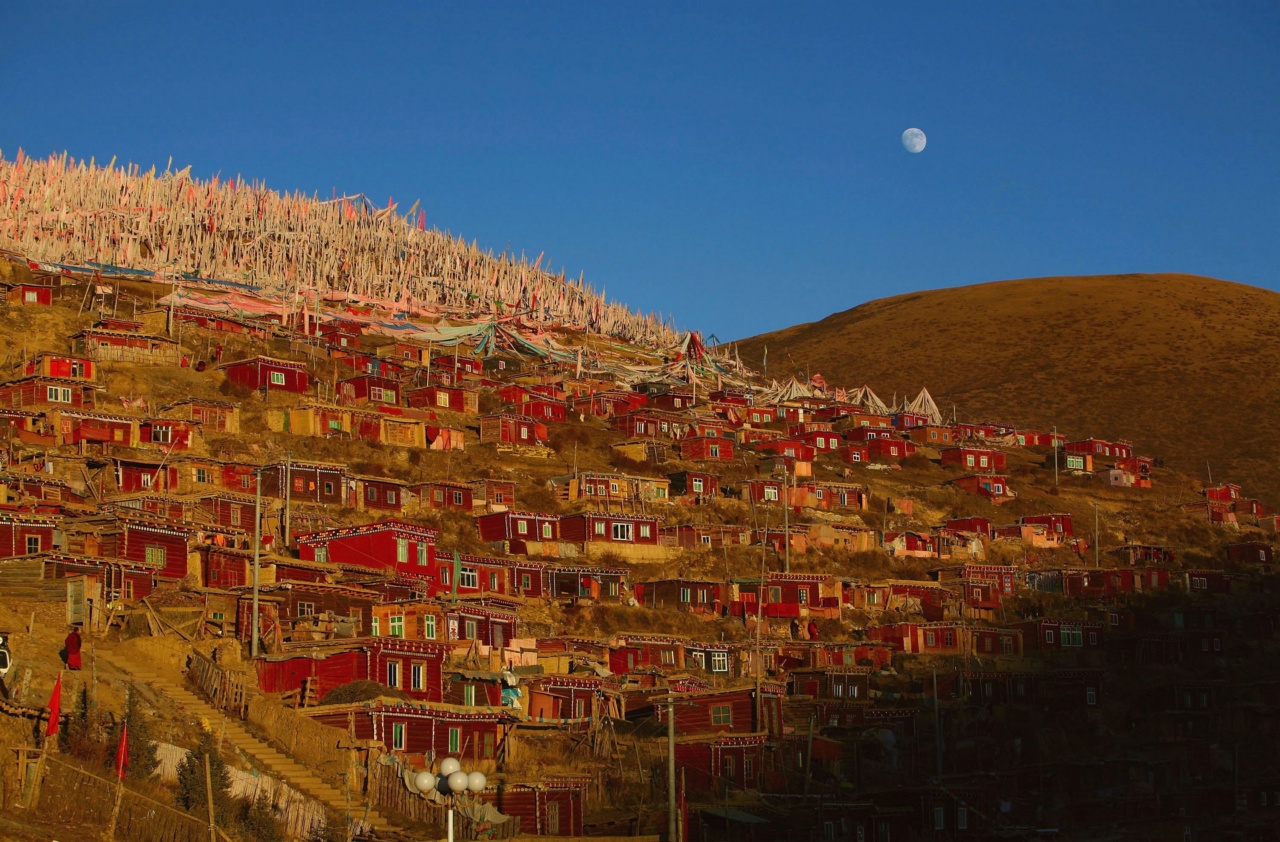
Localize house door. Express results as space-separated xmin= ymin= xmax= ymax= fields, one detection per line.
xmin=546 ymin=802 xmax=560 ymax=835
xmin=492 ymin=623 xmax=505 ymax=651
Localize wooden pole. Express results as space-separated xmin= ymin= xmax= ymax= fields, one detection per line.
xmin=103 ymin=777 xmax=125 ymax=841
xmin=204 ymin=752 xmax=217 ymax=842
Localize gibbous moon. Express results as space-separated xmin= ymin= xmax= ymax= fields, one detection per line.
xmin=902 ymin=127 xmax=927 ymax=153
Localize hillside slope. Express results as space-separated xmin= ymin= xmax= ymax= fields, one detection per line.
xmin=737 ymin=273 xmax=1280 ymax=504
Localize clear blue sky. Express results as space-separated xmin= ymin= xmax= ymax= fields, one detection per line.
xmin=4 ymin=2 xmax=1278 ymax=339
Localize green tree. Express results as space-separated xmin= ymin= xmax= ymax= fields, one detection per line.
xmin=239 ymin=793 xmax=286 ymax=842
xmin=110 ymin=685 xmax=159 ymax=781
xmin=175 ymin=729 xmax=233 ymax=825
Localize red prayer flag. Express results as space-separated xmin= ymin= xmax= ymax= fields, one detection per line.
xmin=45 ymin=673 xmax=62 ymax=737
xmin=115 ymin=722 xmax=129 ymax=779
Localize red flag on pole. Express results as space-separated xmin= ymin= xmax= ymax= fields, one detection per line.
xmin=115 ymin=722 xmax=129 ymax=780
xmin=45 ymin=673 xmax=62 ymax=737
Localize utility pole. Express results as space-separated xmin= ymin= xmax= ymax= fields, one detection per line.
xmin=283 ymin=454 xmax=292 ymax=546
xmin=251 ymin=469 xmax=262 ymax=659
xmin=1052 ymin=425 xmax=1058 ymax=487
xmin=782 ymin=464 xmax=790 ymax=574
xmin=666 ymin=697 xmax=677 ymax=842
xmin=1093 ymin=502 xmax=1100 ymax=568
xmin=933 ymin=666 xmax=943 ymax=780
xmin=803 ymin=714 xmax=816 ymax=796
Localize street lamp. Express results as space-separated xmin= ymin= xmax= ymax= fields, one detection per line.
xmin=412 ymin=758 xmax=487 ymax=842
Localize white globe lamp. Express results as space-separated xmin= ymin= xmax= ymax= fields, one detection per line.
xmin=439 ymin=757 xmax=462 ymax=776
xmin=413 ymin=770 xmax=437 ymax=793
xmin=447 ymin=770 xmax=470 ymax=793
xmin=467 ymin=771 xmax=487 ymax=792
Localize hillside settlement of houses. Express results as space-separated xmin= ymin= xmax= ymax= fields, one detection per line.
xmin=1 ymin=262 xmax=1277 ymax=840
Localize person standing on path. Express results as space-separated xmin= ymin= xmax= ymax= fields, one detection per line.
xmin=64 ymin=626 xmax=82 ymax=670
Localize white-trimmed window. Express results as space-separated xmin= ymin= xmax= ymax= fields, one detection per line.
xmin=763 ymin=486 xmax=779 ymax=501
xmin=460 ymin=568 xmax=478 ymax=589
xmin=386 ymin=660 xmax=401 ymax=687
xmin=396 ymin=537 xmax=408 ymax=563
xmin=145 ymin=545 xmax=166 ymax=566
xmin=389 ymin=615 xmax=404 ymax=638
xmin=297 ymin=602 xmax=315 ymax=617
xmin=391 ymin=722 xmax=406 ymax=750
xmin=269 ymin=371 xmax=286 ymax=386
xmin=710 ymin=651 xmax=729 ymax=673
xmin=411 ymin=663 xmax=425 ymax=691
xmin=593 ymin=521 xmax=607 ymax=536
xmin=516 ymin=519 xmax=529 ymax=535
xmin=612 ymin=522 xmax=634 ymax=542
xmin=46 ymin=386 xmax=73 ymax=403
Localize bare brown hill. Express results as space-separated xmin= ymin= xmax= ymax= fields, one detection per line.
xmin=736 ymin=273 xmax=1280 ymax=505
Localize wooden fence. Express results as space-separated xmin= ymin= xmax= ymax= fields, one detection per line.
xmin=30 ymin=754 xmax=212 ymax=842
xmin=187 ymin=651 xmax=255 ymax=718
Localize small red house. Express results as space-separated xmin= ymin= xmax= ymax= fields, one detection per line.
xmin=677 ymin=435 xmax=735 ymax=462
xmin=219 ymin=356 xmax=311 ymax=393
xmin=940 ymin=447 xmax=1007 ymax=473
xmin=296 ymin=519 xmax=438 ymax=580
xmin=338 ymin=374 xmax=400 ymax=406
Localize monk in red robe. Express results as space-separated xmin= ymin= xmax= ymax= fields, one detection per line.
xmin=64 ymin=627 xmax=82 ymax=670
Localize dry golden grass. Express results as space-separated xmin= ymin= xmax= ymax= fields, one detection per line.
xmin=737 ymin=273 xmax=1280 ymax=505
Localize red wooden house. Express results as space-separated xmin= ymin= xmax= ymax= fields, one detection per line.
xmin=1020 ymin=513 xmax=1073 ymax=538
xmin=307 ymin=696 xmax=515 ymax=761
xmin=794 ymin=428 xmax=842 ymax=452
xmin=546 ymin=564 xmax=627 ymax=600
xmin=559 ymin=512 xmax=659 ymax=547
xmin=139 ymin=418 xmax=197 ymax=450
xmin=6 ymin=281 xmax=56 ymax=306
xmin=677 ymin=435 xmax=734 ymax=462
xmin=197 ymin=544 xmax=255 ymax=589
xmin=733 ymin=573 xmax=829 ymax=618
xmin=753 ymin=439 xmax=816 ymax=461
xmin=22 ymin=352 xmax=95 ymax=381
xmin=469 ymin=478 xmax=516 ymax=510
xmin=337 ymin=374 xmax=400 ymax=406
xmin=649 ymin=390 xmax=696 ymax=412
xmin=610 ymin=410 xmax=685 ymax=440
xmin=0 ymin=376 xmax=96 ymax=410
xmin=1065 ymin=438 xmax=1134 ymax=459
xmin=71 ymin=328 xmax=182 ymax=365
xmin=571 ymin=390 xmax=645 ymax=419
xmin=351 ymin=476 xmax=411 ymax=513
xmin=430 ymin=554 xmax=515 ymax=600
xmin=259 ymin=461 xmax=347 ymax=506
xmin=867 ymin=438 xmax=917 ymax=461
xmin=478 ymin=414 xmax=547 ymax=446
xmin=839 ymin=443 xmax=871 ymax=464
xmin=609 ymin=634 xmax=687 ymax=673
xmin=446 ymin=603 xmax=519 ymax=648
xmin=476 ymin=511 xmax=560 ymax=546
xmin=843 ymin=425 xmax=897 ymax=442
xmin=742 ymin=479 xmax=783 ymax=507
xmin=635 ymin=579 xmax=724 ymax=613
xmin=904 ymin=425 xmax=958 ymax=445
xmin=891 ymin=411 xmax=930 ymax=430
xmin=114 ymin=457 xmax=178 ymax=493
xmin=161 ymin=398 xmax=239 ymax=433
xmin=52 ymin=411 xmax=138 ymax=448
xmin=405 ymin=385 xmax=480 ymax=414
xmin=0 ymin=512 xmax=59 ymax=558
xmin=112 ymin=515 xmax=193 ymax=580
xmin=940 ymin=446 xmax=1007 ymax=472
xmin=1016 ymin=618 xmax=1105 ymax=653
xmin=414 ymin=480 xmax=474 ymax=511
xmin=489 ymin=778 xmax=589 ymax=837
xmin=430 ymin=354 xmax=484 ymax=376
xmin=949 ymin=474 xmax=1016 ymax=504
xmin=40 ymin=552 xmax=155 ymax=602
xmin=296 ymin=519 xmax=438 ymax=580
xmin=665 ymin=470 xmax=719 ymax=501
xmin=218 ymin=356 xmax=311 ymax=393
xmin=660 ymin=524 xmax=751 ymax=550
xmin=513 ymin=397 xmax=568 ymax=424
xmin=1226 ymin=540 xmax=1274 ymax=566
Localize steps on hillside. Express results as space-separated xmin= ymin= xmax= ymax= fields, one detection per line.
xmin=100 ymin=654 xmax=399 ymax=837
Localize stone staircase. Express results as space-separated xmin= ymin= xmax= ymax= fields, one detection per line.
xmin=101 ymin=653 xmax=401 ymax=839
